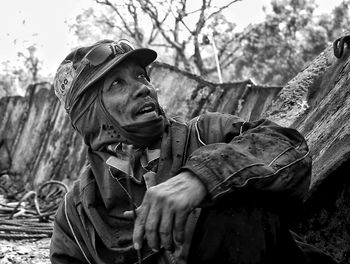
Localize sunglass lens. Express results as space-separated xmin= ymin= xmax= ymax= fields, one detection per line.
xmin=117 ymin=40 xmax=134 ymax=51
xmin=87 ymin=45 xmax=112 ymax=66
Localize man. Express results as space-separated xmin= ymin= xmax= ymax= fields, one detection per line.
xmin=50 ymin=39 xmax=334 ymax=264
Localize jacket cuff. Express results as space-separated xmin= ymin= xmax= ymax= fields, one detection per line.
xmin=181 ymin=160 xmax=223 ymax=200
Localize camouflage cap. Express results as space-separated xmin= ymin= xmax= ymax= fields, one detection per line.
xmin=53 ymin=39 xmax=157 ymax=113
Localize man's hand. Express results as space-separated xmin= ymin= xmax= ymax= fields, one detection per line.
xmin=124 ymin=171 xmax=207 ymax=252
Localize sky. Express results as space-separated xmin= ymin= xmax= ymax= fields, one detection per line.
xmin=0 ymin=0 xmax=345 ymax=77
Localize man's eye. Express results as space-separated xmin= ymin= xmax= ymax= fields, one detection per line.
xmin=112 ymin=79 xmax=121 ymax=86
xmin=137 ymin=73 xmax=146 ymax=79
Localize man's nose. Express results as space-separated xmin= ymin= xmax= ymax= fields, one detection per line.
xmin=133 ymin=83 xmax=151 ymax=98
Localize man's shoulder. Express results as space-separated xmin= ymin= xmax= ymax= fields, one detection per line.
xmin=63 ymin=165 xmax=94 ymax=206
xmin=188 ymin=112 xmax=242 ymax=127
xmin=184 ymin=112 xmax=244 ymax=146
xmin=54 ymin=166 xmax=94 ymax=224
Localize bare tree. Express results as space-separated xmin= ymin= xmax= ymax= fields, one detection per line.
xmin=73 ymin=0 xmax=242 ymax=78
xmin=17 ymin=45 xmax=41 ymax=83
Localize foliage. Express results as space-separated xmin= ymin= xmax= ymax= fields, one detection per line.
xmin=0 ymin=45 xmax=44 ymax=97
xmin=318 ymin=0 xmax=350 ymax=41
xmin=234 ymin=0 xmax=350 ymax=85
xmin=0 ymin=61 xmax=28 ymax=97
xmin=17 ymin=45 xmax=42 ymax=84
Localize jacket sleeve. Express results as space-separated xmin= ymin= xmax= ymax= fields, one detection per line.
xmin=50 ymin=193 xmax=90 ymax=264
xmin=182 ymin=112 xmax=311 ymax=203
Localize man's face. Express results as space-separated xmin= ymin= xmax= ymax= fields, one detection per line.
xmin=102 ymin=60 xmax=160 ymax=126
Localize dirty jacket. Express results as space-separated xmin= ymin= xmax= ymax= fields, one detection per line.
xmin=50 ymin=112 xmax=311 ymax=264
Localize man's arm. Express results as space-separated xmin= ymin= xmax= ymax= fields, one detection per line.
xmin=132 ymin=113 xmax=311 ymax=253
xmin=183 ymin=112 xmax=311 ymax=202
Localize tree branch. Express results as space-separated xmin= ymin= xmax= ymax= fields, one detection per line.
xmin=207 ymin=0 xmax=242 ymax=20
xmin=137 ymin=0 xmax=183 ymax=50
xmin=149 ymin=43 xmax=173 ymax=48
xmin=165 ymin=0 xmax=194 ymax=35
xmin=95 ymin=0 xmax=136 ymax=39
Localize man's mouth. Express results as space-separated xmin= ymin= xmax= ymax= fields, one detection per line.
xmin=135 ymin=102 xmax=156 ymax=116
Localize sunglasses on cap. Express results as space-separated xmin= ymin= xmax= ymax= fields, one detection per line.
xmin=84 ymin=39 xmax=135 ymax=66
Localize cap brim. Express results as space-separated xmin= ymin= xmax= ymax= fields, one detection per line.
xmin=84 ymin=48 xmax=157 ymax=93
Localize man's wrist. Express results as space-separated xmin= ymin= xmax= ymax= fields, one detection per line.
xmin=177 ymin=170 xmax=208 ymax=203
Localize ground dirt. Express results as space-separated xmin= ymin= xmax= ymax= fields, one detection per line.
xmin=0 ymin=238 xmax=50 ymax=264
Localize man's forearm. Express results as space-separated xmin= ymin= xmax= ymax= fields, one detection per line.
xmin=183 ymin=120 xmax=311 ymax=202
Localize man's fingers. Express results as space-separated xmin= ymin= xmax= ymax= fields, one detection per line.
xmin=123 ymin=207 xmax=141 ymax=220
xmin=145 ymin=203 xmax=161 ymax=251
xmin=174 ymin=210 xmax=188 ymax=245
xmin=133 ymin=205 xmax=149 ymax=250
xmin=159 ymin=208 xmax=174 ymax=251
xmin=123 ymin=210 xmax=134 ymax=220
xmin=131 ymin=172 xmax=206 ymax=252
